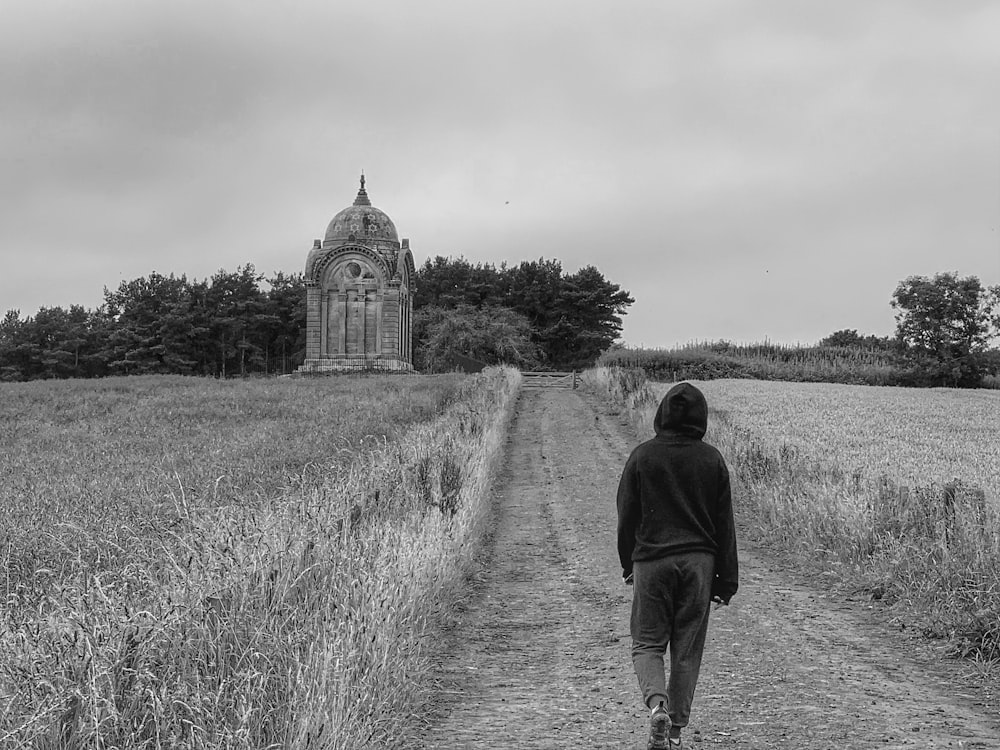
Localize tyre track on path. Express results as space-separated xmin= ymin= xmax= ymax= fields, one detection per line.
xmin=413 ymin=388 xmax=1000 ymax=749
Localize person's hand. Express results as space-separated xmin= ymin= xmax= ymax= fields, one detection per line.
xmin=624 ymin=571 xmax=634 ymax=586
xmin=711 ymin=579 xmax=736 ymax=606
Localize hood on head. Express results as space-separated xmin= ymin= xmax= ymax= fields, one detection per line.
xmin=654 ymin=382 xmax=707 ymax=439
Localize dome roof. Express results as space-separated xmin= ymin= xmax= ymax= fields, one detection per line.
xmin=324 ymin=176 xmax=399 ymax=246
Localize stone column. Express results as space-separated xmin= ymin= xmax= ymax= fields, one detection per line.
xmin=354 ymin=285 xmax=365 ymax=357
xmin=305 ymin=284 xmax=321 ymax=360
xmin=364 ymin=287 xmax=376 ymax=355
xmin=382 ymin=286 xmax=400 ymax=359
xmin=406 ymin=291 xmax=413 ymax=363
xmin=321 ymin=290 xmax=329 ymax=358
xmin=325 ymin=290 xmax=339 ymax=358
xmin=375 ymin=292 xmax=384 ymax=356
xmin=337 ymin=291 xmax=347 ymax=355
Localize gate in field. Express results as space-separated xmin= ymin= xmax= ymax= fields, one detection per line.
xmin=521 ymin=371 xmax=578 ymax=389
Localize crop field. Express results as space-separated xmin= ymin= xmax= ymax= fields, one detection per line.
xmin=1 ymin=375 xmax=466 ymax=587
xmin=696 ymin=379 xmax=1000 ymax=497
xmin=0 ymin=371 xmax=519 ymax=748
xmin=599 ymin=341 xmax=905 ymax=386
xmin=589 ymin=367 xmax=1000 ymax=662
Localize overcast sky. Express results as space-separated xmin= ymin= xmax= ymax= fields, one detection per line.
xmin=1 ymin=0 xmax=998 ymax=348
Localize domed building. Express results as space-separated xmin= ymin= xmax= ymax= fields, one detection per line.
xmin=299 ymin=176 xmax=415 ymax=372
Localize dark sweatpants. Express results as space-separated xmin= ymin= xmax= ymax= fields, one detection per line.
xmin=630 ymin=551 xmax=714 ymax=728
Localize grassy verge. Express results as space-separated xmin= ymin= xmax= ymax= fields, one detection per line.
xmin=599 ymin=342 xmax=934 ymax=387
xmin=0 ymin=369 xmax=520 ymax=748
xmin=583 ymin=366 xmax=1000 ymax=666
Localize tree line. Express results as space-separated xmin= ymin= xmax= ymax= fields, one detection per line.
xmin=4 ymin=262 xmax=993 ymax=385
xmin=0 ymin=266 xmax=306 ymax=381
xmin=0 ymin=256 xmax=635 ymax=380
xmin=820 ymin=272 xmax=1000 ymax=387
xmin=412 ymin=256 xmax=634 ymax=372
xmin=603 ymin=272 xmax=1000 ymax=389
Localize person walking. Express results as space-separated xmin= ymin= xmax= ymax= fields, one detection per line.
xmin=616 ymin=382 xmax=739 ymax=749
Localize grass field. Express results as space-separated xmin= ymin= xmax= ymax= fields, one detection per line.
xmin=586 ymin=367 xmax=1000 ymax=664
xmin=0 ymin=371 xmax=519 ymax=748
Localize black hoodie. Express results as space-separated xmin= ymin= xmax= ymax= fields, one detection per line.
xmin=616 ymin=382 xmax=738 ymax=601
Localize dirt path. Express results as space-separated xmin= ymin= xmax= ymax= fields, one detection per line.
xmin=413 ymin=388 xmax=1000 ymax=749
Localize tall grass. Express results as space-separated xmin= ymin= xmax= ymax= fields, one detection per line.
xmin=599 ymin=342 xmax=928 ymax=386
xmin=0 ymin=369 xmax=520 ymax=748
xmin=0 ymin=375 xmax=466 ymax=588
xmin=586 ymin=366 xmax=1000 ymax=663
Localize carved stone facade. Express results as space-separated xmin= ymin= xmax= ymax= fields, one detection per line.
xmin=298 ymin=176 xmax=415 ymax=373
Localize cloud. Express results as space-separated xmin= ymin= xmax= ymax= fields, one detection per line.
xmin=1 ymin=1 xmax=997 ymax=347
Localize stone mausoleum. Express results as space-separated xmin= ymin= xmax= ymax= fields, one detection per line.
xmin=298 ymin=176 xmax=415 ymax=373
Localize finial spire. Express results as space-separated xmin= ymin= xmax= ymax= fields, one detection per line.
xmin=354 ymin=171 xmax=371 ymax=206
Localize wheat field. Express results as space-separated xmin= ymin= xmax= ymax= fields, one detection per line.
xmin=0 ymin=370 xmax=519 ymax=748
xmin=697 ymin=379 xmax=1000 ymax=498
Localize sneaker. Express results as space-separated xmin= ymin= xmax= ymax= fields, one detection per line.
xmin=647 ymin=703 xmax=670 ymax=750
xmin=667 ymin=735 xmax=683 ymax=749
